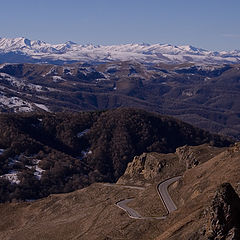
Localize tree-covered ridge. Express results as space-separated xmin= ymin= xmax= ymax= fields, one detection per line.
xmin=0 ymin=108 xmax=233 ymax=202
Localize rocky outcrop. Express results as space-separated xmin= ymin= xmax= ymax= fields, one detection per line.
xmin=117 ymin=150 xmax=186 ymax=185
xmin=176 ymin=144 xmax=224 ymax=170
xmin=207 ymin=183 xmax=240 ymax=240
xmin=176 ymin=145 xmax=199 ymax=169
xmin=231 ymin=142 xmax=240 ymax=153
xmin=117 ymin=153 xmax=167 ymax=184
xmin=117 ymin=144 xmax=225 ymax=185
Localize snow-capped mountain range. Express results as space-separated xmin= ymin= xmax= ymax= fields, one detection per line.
xmin=0 ymin=37 xmax=240 ymax=64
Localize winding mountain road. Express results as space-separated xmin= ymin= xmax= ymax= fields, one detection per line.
xmin=116 ymin=198 xmax=143 ymax=219
xmin=157 ymin=176 xmax=182 ymax=214
xmin=115 ymin=176 xmax=181 ymax=219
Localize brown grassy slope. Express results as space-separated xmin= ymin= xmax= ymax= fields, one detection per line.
xmin=155 ymin=143 xmax=240 ymax=240
xmin=0 ymin=144 xmax=239 ymax=240
xmin=0 ymin=183 xmax=166 ymax=240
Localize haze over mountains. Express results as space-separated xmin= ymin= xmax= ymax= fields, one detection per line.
xmin=0 ymin=37 xmax=240 ymax=64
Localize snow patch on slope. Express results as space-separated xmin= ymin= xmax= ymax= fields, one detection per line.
xmin=0 ymin=171 xmax=20 ymax=184
xmin=0 ymin=73 xmax=44 ymax=92
xmin=0 ymin=93 xmax=33 ymax=112
xmin=77 ymin=129 xmax=90 ymax=138
xmin=0 ymin=149 xmax=5 ymax=155
xmin=25 ymin=159 xmax=45 ymax=180
xmin=34 ymin=103 xmax=50 ymax=112
xmin=52 ymin=75 xmax=66 ymax=82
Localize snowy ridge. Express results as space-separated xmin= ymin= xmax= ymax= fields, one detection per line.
xmin=0 ymin=37 xmax=240 ymax=64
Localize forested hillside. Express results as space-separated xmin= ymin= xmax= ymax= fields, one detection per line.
xmin=0 ymin=108 xmax=232 ymax=202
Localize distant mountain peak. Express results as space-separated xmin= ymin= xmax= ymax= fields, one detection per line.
xmin=0 ymin=37 xmax=239 ymax=65
xmin=178 ymin=45 xmax=207 ymax=52
xmin=65 ymin=41 xmax=77 ymax=45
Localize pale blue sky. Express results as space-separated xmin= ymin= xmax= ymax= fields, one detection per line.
xmin=1 ymin=0 xmax=240 ymax=51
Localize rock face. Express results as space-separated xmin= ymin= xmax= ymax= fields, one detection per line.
xmin=232 ymin=142 xmax=240 ymax=153
xmin=176 ymin=144 xmax=225 ymax=170
xmin=207 ymin=183 xmax=240 ymax=240
xmin=120 ymin=153 xmax=167 ymax=181
xmin=117 ymin=144 xmax=226 ymax=185
xmin=176 ymin=145 xmax=200 ymax=169
xmin=116 ymin=151 xmax=183 ymax=185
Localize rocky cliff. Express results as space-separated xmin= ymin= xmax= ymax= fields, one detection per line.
xmin=206 ymin=183 xmax=240 ymax=240
xmin=117 ymin=144 xmax=226 ymax=185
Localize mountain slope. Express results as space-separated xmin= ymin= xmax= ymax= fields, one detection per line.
xmin=0 ymin=143 xmax=239 ymax=240
xmin=0 ymin=108 xmax=232 ymax=203
xmin=0 ymin=61 xmax=239 ymax=140
xmin=0 ymin=37 xmax=240 ymax=64
xmin=156 ymin=143 xmax=240 ymax=240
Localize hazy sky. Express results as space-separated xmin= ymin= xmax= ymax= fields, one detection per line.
xmin=1 ymin=0 xmax=240 ymax=51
